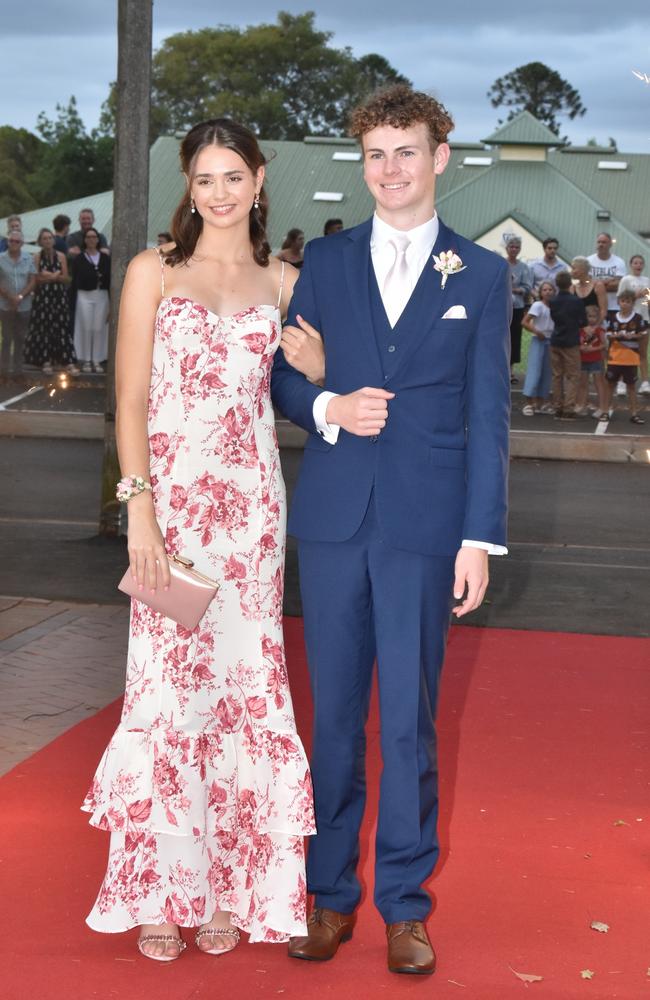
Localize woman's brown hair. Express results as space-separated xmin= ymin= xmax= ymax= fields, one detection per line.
xmin=165 ymin=118 xmax=271 ymax=268
xmin=281 ymin=228 xmax=304 ymax=251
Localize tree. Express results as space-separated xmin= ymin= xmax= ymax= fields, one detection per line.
xmin=99 ymin=0 xmax=153 ymax=537
xmin=0 ymin=127 xmax=44 ymax=215
xmin=487 ymin=62 xmax=586 ymax=137
xmin=29 ymin=97 xmax=114 ymax=204
xmin=100 ymin=12 xmax=409 ymax=142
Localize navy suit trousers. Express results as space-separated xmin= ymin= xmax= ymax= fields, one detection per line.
xmin=297 ymin=496 xmax=455 ymax=923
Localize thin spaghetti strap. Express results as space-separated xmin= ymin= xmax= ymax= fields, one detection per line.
xmin=152 ymin=246 xmax=165 ymax=297
xmin=276 ymin=260 xmax=285 ymax=309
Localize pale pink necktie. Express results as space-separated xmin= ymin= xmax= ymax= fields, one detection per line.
xmin=382 ymin=234 xmax=412 ymax=327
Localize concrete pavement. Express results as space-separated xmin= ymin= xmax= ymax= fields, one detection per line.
xmin=2 ymin=369 xmax=650 ymax=461
xmin=0 ymin=597 xmax=127 ymax=776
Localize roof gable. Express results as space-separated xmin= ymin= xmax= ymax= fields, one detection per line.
xmin=437 ymin=158 xmax=649 ymax=262
xmin=482 ymin=111 xmax=563 ymax=147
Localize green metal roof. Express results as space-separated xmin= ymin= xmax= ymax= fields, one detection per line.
xmin=0 ymin=135 xmax=375 ymax=249
xmin=549 ymin=148 xmax=650 ymax=241
xmin=482 ymin=111 xmax=563 ymax=147
xmin=3 ymin=115 xmax=648 ymax=265
xmin=259 ymin=138 xmax=373 ymax=247
xmin=436 ymin=157 xmax=649 ymax=262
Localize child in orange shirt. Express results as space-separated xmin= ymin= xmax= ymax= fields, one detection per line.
xmin=604 ymin=290 xmax=647 ymax=424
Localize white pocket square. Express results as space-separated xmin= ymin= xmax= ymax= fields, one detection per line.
xmin=442 ymin=305 xmax=467 ymax=319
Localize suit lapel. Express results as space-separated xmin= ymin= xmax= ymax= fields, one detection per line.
xmin=344 ymin=220 xmax=384 ymax=379
xmin=387 ymin=218 xmax=459 ymax=382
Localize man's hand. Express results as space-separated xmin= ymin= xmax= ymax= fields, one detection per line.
xmin=280 ymin=314 xmax=325 ymax=384
xmin=327 ymin=387 xmax=395 ymax=436
xmin=452 ymin=547 xmax=489 ymax=617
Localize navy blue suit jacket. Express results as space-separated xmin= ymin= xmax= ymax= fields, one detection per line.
xmin=271 ymin=217 xmax=511 ymax=557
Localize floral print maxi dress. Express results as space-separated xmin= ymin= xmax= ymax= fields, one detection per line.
xmin=82 ymin=289 xmax=315 ymax=942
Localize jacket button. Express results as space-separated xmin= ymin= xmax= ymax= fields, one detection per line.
xmin=370 ymin=435 xmax=378 ymax=443
xmin=387 ymin=345 xmax=396 ymax=353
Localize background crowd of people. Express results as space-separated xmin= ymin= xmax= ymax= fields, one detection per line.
xmin=0 ymin=214 xmax=348 ymax=380
xmin=0 ymin=208 xmax=112 ymax=376
xmin=1 ymin=211 xmax=648 ymax=427
xmin=507 ymin=231 xmax=649 ymax=425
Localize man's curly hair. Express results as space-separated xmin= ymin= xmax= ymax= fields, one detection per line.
xmin=349 ymin=84 xmax=454 ymax=153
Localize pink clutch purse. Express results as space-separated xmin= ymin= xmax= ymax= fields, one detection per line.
xmin=118 ymin=554 xmax=219 ymax=630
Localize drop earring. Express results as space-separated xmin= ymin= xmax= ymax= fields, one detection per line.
xmin=253 ymin=192 xmax=260 ymax=210
xmin=190 ymin=198 xmax=196 ymax=214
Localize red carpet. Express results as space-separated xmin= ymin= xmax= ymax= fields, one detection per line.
xmin=1 ymin=622 xmax=649 ymax=999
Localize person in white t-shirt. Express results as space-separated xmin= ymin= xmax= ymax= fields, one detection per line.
xmin=586 ymin=233 xmax=626 ymax=312
xmin=618 ymin=254 xmax=650 ymax=394
xmin=521 ymin=280 xmax=555 ymax=414
xmin=587 ymin=234 xmax=627 ymax=394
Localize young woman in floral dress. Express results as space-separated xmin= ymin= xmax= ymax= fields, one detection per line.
xmin=82 ymin=119 xmax=319 ymax=961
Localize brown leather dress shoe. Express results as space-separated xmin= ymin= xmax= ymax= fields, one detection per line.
xmin=288 ymin=907 xmax=356 ymax=961
xmin=386 ymin=920 xmax=436 ymax=975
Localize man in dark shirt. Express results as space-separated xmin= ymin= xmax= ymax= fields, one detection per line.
xmin=549 ymin=270 xmax=587 ymax=418
xmin=67 ymin=208 xmax=109 ymax=257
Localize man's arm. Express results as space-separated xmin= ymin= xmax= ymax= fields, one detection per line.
xmin=20 ymin=272 xmax=36 ymax=300
xmin=272 ymin=243 xmax=394 ymax=438
xmin=462 ymin=260 xmax=511 ymax=546
xmin=271 ymin=242 xmax=324 ymax=433
xmin=602 ymin=265 xmax=625 ymax=293
xmin=452 ymin=262 xmax=511 ymax=615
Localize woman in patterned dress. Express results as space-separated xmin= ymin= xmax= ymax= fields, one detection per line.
xmin=23 ymin=228 xmax=78 ymax=374
xmin=82 ymin=120 xmax=322 ymax=961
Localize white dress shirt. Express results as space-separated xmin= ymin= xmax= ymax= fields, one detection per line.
xmin=311 ymin=212 xmax=506 ymax=556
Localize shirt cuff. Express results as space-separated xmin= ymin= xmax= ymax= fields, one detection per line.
xmin=313 ymin=391 xmax=340 ymax=444
xmin=462 ymin=539 xmax=508 ymax=556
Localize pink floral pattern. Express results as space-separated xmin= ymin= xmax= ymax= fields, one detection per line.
xmin=82 ymin=298 xmax=315 ymax=942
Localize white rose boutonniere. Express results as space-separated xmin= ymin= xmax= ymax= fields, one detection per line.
xmin=433 ymin=250 xmax=466 ymax=288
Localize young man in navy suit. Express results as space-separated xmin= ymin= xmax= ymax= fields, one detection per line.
xmin=272 ymin=85 xmax=511 ymax=975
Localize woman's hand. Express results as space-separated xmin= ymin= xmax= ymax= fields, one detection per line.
xmin=280 ymin=314 xmax=325 ymax=384
xmin=127 ymin=495 xmax=171 ymax=594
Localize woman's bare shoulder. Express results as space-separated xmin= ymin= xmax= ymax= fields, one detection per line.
xmin=126 ymin=246 xmax=169 ymax=280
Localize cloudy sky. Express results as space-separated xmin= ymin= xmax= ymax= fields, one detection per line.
xmin=2 ymin=1 xmax=649 ymax=151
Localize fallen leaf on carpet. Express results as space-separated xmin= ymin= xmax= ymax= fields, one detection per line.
xmin=447 ymin=980 xmax=467 ymax=988
xmin=613 ymin=819 xmax=629 ymax=827
xmin=580 ymin=969 xmax=595 ymax=980
xmin=509 ymin=966 xmax=543 ymax=984
xmin=590 ymin=920 xmax=609 ymax=933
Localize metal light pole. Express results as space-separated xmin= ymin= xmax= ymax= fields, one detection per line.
xmin=99 ymin=0 xmax=153 ymax=536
